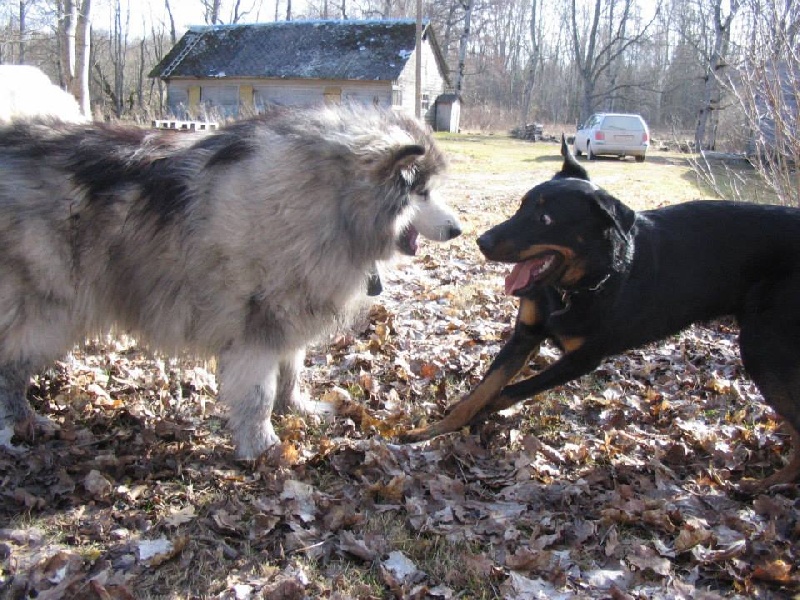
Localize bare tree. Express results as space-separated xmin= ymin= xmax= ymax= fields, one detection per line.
xmin=110 ymin=0 xmax=129 ymax=116
xmin=694 ymin=0 xmax=740 ymax=151
xmin=18 ymin=0 xmax=27 ymax=62
xmin=203 ymin=0 xmax=222 ymax=24
xmin=58 ymin=0 xmax=92 ymax=116
xmin=229 ymin=0 xmax=263 ymax=22
xmin=454 ymin=0 xmax=473 ymax=97
xmin=726 ymin=0 xmax=800 ymax=205
xmin=569 ymin=0 xmax=659 ymax=122
xmin=164 ymin=0 xmax=177 ymax=45
xmin=518 ymin=0 xmax=543 ymax=126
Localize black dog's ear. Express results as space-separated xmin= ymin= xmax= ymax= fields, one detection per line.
xmin=594 ymin=189 xmax=636 ymax=239
xmin=555 ymin=133 xmax=590 ymax=181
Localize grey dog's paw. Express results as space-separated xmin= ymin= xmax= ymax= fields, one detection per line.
xmin=274 ymin=389 xmax=337 ymax=418
xmin=0 ymin=406 xmax=58 ymax=452
xmin=291 ymin=393 xmax=337 ymax=417
xmin=232 ymin=419 xmax=281 ymax=461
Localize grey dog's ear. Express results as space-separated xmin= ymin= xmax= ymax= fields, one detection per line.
xmin=395 ymin=144 xmax=426 ymax=166
xmin=393 ymin=144 xmax=425 ymax=183
xmin=368 ymin=143 xmax=425 ymax=183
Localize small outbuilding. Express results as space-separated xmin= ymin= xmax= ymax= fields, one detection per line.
xmin=149 ymin=19 xmax=454 ymax=127
xmin=434 ymin=93 xmax=460 ymax=133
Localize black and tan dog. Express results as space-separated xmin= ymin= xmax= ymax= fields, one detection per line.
xmin=403 ymin=137 xmax=800 ymax=490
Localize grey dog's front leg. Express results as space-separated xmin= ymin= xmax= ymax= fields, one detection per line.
xmin=218 ymin=346 xmax=281 ymax=459
xmin=0 ymin=361 xmax=35 ymax=437
xmin=273 ymin=348 xmax=335 ymax=417
xmin=273 ymin=348 xmax=307 ymax=415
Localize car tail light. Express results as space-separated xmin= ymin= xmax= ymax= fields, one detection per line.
xmin=642 ymin=131 xmax=649 ymax=143
xmin=594 ymin=131 xmax=605 ymax=141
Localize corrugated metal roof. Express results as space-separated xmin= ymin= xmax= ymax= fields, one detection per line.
xmin=150 ymin=19 xmax=442 ymax=82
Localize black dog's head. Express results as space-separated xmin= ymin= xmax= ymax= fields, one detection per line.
xmin=477 ymin=135 xmax=635 ymax=296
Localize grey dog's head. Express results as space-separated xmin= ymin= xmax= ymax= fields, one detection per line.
xmin=367 ymin=111 xmax=462 ymax=256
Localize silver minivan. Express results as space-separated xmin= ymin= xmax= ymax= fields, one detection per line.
xmin=574 ymin=113 xmax=650 ymax=162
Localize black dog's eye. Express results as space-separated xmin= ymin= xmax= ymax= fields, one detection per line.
xmin=541 ymin=214 xmax=553 ymax=225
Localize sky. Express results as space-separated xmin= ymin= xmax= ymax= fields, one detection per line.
xmin=95 ymin=0 xmax=299 ymax=37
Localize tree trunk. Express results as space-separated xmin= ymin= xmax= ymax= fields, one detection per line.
xmin=518 ymin=0 xmax=541 ymax=127
xmin=111 ymin=0 xmax=128 ymax=117
xmin=59 ymin=0 xmax=91 ymax=118
xmin=205 ymin=0 xmax=222 ymax=24
xmin=165 ymin=0 xmax=177 ymax=45
xmin=455 ymin=0 xmax=474 ymax=98
xmin=695 ymin=0 xmax=739 ymax=151
xmin=61 ymin=0 xmax=78 ymax=86
xmin=18 ymin=0 xmax=26 ymax=64
xmin=76 ymin=0 xmax=91 ymax=117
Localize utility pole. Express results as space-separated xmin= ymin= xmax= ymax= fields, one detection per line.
xmin=415 ymin=0 xmax=422 ymax=118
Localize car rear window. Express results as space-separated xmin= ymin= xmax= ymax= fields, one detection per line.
xmin=601 ymin=116 xmax=644 ymax=131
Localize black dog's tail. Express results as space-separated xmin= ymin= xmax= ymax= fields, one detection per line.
xmin=556 ymin=133 xmax=590 ymax=181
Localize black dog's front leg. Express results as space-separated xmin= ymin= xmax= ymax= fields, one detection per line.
xmin=401 ymin=299 xmax=545 ymax=442
xmin=472 ymin=342 xmax=604 ymax=421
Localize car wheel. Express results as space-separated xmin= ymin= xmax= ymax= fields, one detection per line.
xmin=635 ymin=154 xmax=645 ymax=163
xmin=574 ymin=145 xmax=583 ymax=157
xmin=587 ymin=143 xmax=596 ymax=161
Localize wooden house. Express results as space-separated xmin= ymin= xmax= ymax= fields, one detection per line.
xmin=149 ymin=19 xmax=453 ymax=127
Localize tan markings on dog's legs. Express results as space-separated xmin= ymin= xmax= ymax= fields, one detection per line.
xmin=401 ymin=366 xmax=521 ymax=442
xmin=518 ymin=297 xmax=540 ymax=326
xmin=401 ymin=297 xmax=544 ymax=443
xmin=557 ymin=335 xmax=586 ymax=353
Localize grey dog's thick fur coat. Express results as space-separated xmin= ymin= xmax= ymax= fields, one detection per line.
xmin=0 ymin=105 xmax=460 ymax=458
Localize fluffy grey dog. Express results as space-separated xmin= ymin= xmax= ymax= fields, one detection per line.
xmin=0 ymin=105 xmax=461 ymax=458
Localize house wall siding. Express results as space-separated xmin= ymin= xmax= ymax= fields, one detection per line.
xmin=166 ymin=79 xmax=393 ymax=119
xmin=395 ymin=38 xmax=446 ymax=120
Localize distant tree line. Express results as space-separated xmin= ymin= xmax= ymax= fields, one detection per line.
xmin=0 ymin=0 xmax=797 ymax=162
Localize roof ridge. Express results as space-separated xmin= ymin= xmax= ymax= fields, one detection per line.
xmin=187 ymin=18 xmax=427 ymax=31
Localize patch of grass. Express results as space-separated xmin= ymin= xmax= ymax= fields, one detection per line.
xmin=360 ymin=513 xmax=501 ymax=598
xmin=436 ymin=133 xmax=719 ymax=211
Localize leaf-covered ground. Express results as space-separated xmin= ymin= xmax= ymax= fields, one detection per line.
xmin=1 ymin=138 xmax=798 ymax=599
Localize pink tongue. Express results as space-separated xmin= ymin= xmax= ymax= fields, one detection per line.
xmin=506 ymin=258 xmax=547 ymax=295
xmin=504 ymin=258 xmax=545 ymax=295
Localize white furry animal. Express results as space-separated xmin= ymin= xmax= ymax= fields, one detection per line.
xmin=0 ymin=65 xmax=87 ymax=124
xmin=0 ymin=104 xmax=461 ymax=458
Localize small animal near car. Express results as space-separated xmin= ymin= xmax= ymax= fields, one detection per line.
xmin=573 ymin=112 xmax=650 ymax=162
xmin=402 ymin=136 xmax=800 ymax=492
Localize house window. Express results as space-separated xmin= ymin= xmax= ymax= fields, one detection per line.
xmin=421 ymin=93 xmax=430 ymax=111
xmin=391 ymin=85 xmax=403 ymax=107
xmin=201 ymin=85 xmax=238 ymax=118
